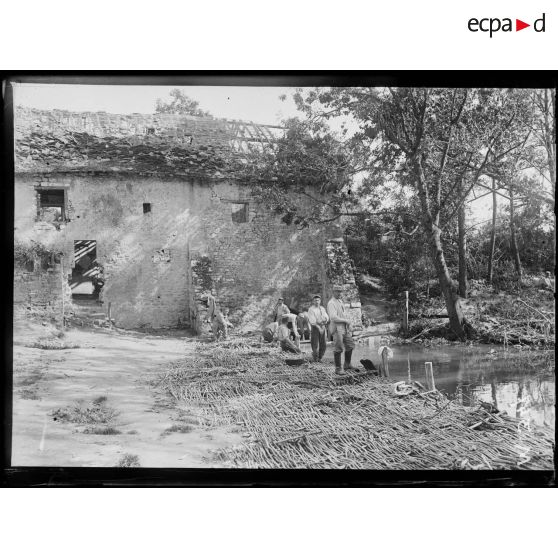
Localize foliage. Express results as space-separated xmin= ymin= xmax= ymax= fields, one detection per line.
xmin=51 ymin=398 xmax=119 ymax=424
xmin=294 ymin=89 xmax=552 ymax=315
xmin=116 ymin=454 xmax=141 ymax=467
xmin=155 ymin=89 xmax=212 ymax=117
xmin=14 ymin=239 xmax=53 ymax=267
xmin=243 ymin=88 xmax=554 ymax=338
xmin=29 ymin=337 xmax=80 ymax=350
xmin=83 ymin=426 xmax=122 ymax=435
xmin=243 ymin=118 xmax=356 ymax=228
xmin=346 ymin=213 xmax=431 ymax=296
xmin=162 ymin=423 xmax=193 ymax=435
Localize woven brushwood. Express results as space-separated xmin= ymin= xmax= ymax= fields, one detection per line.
xmin=157 ymin=338 xmax=555 ymax=470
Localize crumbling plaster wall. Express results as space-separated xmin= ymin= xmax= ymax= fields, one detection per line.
xmin=15 ymin=172 xmax=341 ymax=331
xmin=15 ymin=173 xmax=200 ymax=328
xmin=14 ymin=107 xmax=362 ymax=332
xmin=192 ymin=184 xmax=329 ymax=332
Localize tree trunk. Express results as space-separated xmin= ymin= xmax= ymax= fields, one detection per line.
xmin=414 ymin=157 xmax=468 ymax=340
xmin=543 ymin=90 xmax=556 ymax=268
xmin=457 ymin=180 xmax=468 ymax=298
xmin=509 ymin=184 xmax=522 ymax=278
xmin=429 ymin=226 xmax=467 ymax=340
xmin=487 ymin=177 xmax=497 ymax=283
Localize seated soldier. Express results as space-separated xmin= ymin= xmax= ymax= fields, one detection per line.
xmin=262 ymin=321 xmax=279 ymax=343
xmin=277 ymin=315 xmax=302 ymax=354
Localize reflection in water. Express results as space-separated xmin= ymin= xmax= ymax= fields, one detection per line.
xmin=350 ymin=342 xmax=555 ymax=430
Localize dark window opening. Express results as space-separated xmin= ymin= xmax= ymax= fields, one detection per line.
xmin=70 ymin=240 xmax=102 ymax=300
xmin=37 ymin=188 xmax=66 ymax=225
xmin=231 ymin=202 xmax=249 ymax=224
xmin=143 ymin=203 xmax=151 ymax=213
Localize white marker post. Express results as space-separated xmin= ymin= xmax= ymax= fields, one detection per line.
xmin=425 ymin=362 xmax=436 ymax=391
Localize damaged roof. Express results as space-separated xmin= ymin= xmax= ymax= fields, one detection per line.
xmin=14 ymin=106 xmax=283 ymax=179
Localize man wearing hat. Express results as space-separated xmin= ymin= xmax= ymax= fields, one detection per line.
xmin=307 ymin=294 xmax=329 ymax=362
xmin=273 ymin=296 xmax=291 ymax=323
xmin=327 ymin=285 xmax=357 ymax=374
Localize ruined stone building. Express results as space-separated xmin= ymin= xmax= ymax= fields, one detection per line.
xmin=13 ymin=106 xmax=362 ymax=332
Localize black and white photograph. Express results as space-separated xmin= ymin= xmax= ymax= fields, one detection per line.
xmin=5 ymin=77 xmax=556 ymax=477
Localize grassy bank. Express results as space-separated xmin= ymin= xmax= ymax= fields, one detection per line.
xmin=397 ymin=278 xmax=555 ymax=345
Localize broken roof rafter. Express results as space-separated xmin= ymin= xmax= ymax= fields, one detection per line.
xmin=14 ymin=107 xmax=285 ymax=178
xmin=15 ymin=106 xmax=284 ymax=151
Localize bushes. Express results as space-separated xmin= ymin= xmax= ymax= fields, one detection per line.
xmin=347 ymin=234 xmax=432 ymax=297
xmin=14 ymin=239 xmax=63 ymax=270
xmin=52 ymin=398 xmax=119 ymax=424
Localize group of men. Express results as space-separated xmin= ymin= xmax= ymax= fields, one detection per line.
xmin=203 ymin=285 xmax=358 ymax=375
xmin=262 ymin=285 xmax=357 ymax=375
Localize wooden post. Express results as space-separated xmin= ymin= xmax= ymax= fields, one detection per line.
xmin=108 ymin=302 xmax=112 ymax=322
xmin=407 ymin=353 xmax=411 ymax=384
xmin=60 ymin=257 xmax=65 ymax=329
xmin=403 ymin=290 xmax=409 ymax=333
xmin=381 ymin=347 xmax=390 ymax=378
xmin=425 ymin=362 xmax=436 ymax=391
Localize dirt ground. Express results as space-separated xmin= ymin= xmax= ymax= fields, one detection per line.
xmin=11 ymin=322 xmax=242 ymax=468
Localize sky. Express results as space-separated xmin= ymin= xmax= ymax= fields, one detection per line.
xmin=12 ymin=84 xmax=302 ymax=126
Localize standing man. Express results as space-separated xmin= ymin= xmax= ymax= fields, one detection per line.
xmin=327 ymin=285 xmax=357 ymax=374
xmin=307 ymin=295 xmax=329 ymax=362
xmin=206 ymin=294 xmax=228 ymax=341
xmin=273 ymin=297 xmax=290 ymax=323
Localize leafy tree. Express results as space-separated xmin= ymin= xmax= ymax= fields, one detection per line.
xmin=249 ymin=88 xmax=553 ymax=339
xmin=155 ymin=89 xmax=212 ymax=117
xmin=242 ymin=118 xmax=361 ymax=229
xmin=290 ymin=88 xmax=544 ymax=338
xmin=471 ymin=89 xmax=554 ymax=280
xmin=527 ymin=89 xmax=555 ymax=264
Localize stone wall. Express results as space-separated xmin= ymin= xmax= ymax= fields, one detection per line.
xmin=193 ymin=190 xmax=329 ymax=332
xmin=13 ymin=261 xmax=71 ymax=324
xmin=14 ymin=108 xmax=362 ymax=332
xmin=15 ymin=172 xmax=354 ymax=331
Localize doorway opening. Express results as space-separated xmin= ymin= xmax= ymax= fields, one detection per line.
xmin=70 ymin=240 xmax=102 ymax=301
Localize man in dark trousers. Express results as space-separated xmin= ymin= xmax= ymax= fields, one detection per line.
xmin=327 ymin=285 xmax=357 ymax=374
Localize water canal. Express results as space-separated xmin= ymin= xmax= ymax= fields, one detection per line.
xmin=342 ymin=340 xmax=555 ymax=430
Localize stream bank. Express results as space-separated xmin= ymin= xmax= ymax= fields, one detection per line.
xmin=11 ymin=319 xmax=554 ymax=469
